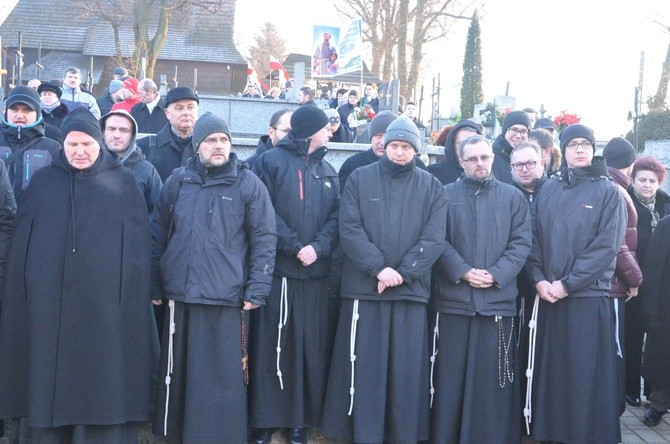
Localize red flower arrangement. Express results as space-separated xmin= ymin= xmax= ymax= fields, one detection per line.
xmin=496 ymin=107 xmax=513 ymax=126
xmin=553 ymin=111 xmax=581 ymax=132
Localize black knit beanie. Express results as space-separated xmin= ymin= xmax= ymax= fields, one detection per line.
xmin=290 ymin=106 xmax=328 ymax=140
xmin=603 ymin=136 xmax=636 ymax=169
xmin=61 ymin=107 xmax=103 ymax=146
xmin=6 ymin=86 xmax=42 ymax=114
xmin=192 ymin=112 xmax=231 ymax=151
xmin=559 ymin=124 xmax=595 ymax=152
xmin=502 ymin=111 xmax=531 ymax=131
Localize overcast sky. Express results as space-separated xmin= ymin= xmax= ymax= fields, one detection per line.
xmin=235 ymin=0 xmax=669 ymax=141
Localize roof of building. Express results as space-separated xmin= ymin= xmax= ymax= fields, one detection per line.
xmin=0 ymin=0 xmax=246 ymax=64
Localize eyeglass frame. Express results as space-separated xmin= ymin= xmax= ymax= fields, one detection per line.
xmin=565 ymin=140 xmax=593 ymax=150
xmin=507 ymin=127 xmax=529 ymax=137
xmin=460 ymin=154 xmax=494 ymax=164
xmin=510 ymin=160 xmax=538 ymax=171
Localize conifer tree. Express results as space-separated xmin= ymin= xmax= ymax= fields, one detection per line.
xmin=460 ymin=11 xmax=484 ymax=119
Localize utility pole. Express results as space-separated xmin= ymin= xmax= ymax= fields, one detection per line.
xmin=16 ymin=31 xmax=23 ymax=85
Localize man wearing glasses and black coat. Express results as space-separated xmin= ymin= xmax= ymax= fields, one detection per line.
xmin=492 ymin=110 xmax=531 ymax=184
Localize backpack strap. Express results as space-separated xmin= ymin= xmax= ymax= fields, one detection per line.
xmin=1 ymin=136 xmax=43 ymax=167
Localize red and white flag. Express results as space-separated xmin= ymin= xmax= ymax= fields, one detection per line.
xmin=269 ymin=55 xmax=290 ymax=84
xmin=247 ymin=64 xmax=269 ymax=91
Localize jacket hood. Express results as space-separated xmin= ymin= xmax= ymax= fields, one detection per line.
xmin=558 ymin=156 xmax=609 ymax=184
xmin=279 ymin=132 xmax=328 ymax=161
xmin=53 ymin=143 xmax=123 ymax=174
xmin=492 ymin=133 xmax=514 ymax=159
xmin=255 ymin=134 xmax=273 ymax=156
xmin=444 ymin=120 xmax=483 ymax=158
xmin=608 ymin=166 xmax=632 ymax=189
xmin=100 ymin=109 xmax=139 ymax=162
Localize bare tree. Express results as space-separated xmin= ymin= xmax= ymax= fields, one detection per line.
xmin=649 ymin=22 xmax=670 ymax=111
xmin=335 ymin=0 xmax=473 ymax=100
xmin=76 ymin=0 xmax=228 ymax=78
xmin=247 ymin=22 xmax=287 ymax=83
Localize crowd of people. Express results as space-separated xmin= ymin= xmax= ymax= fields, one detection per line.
xmin=0 ymin=68 xmax=668 ymax=444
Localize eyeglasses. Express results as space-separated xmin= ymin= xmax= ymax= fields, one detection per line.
xmin=202 ymin=136 xmax=230 ymax=144
xmin=565 ymin=140 xmax=593 ymax=150
xmin=511 ymin=160 xmax=538 ymax=171
xmin=461 ymin=154 xmax=493 ymax=164
xmin=273 ymin=127 xmax=291 ymax=133
xmin=507 ymin=128 xmax=529 ymax=137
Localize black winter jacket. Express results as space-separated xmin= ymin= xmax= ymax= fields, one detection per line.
xmin=152 ymin=154 xmax=277 ymax=306
xmin=629 ymin=188 xmax=670 ymax=271
xmin=339 ymin=155 xmax=446 ymax=303
xmin=130 ymin=98 xmax=169 ymax=134
xmin=431 ymin=175 xmax=531 ymax=316
xmin=41 ymin=103 xmax=69 ymax=129
xmin=426 ymin=119 xmax=482 ymax=186
xmin=246 ymin=135 xmax=273 ymax=170
xmin=528 ymin=157 xmax=626 ymax=297
xmin=137 ymin=123 xmax=194 ymax=182
xmin=339 ymin=148 xmax=428 ymax=192
xmin=0 ymin=118 xmax=62 ymax=201
xmin=253 ymin=133 xmax=339 ymax=280
xmin=491 ymin=134 xmax=514 ymax=184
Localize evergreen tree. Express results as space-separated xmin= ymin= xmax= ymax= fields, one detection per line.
xmin=460 ymin=11 xmax=484 ymax=119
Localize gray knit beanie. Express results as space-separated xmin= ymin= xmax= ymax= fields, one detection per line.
xmin=192 ymin=112 xmax=231 ymax=151
xmin=368 ymin=110 xmax=398 ymax=138
xmin=383 ymin=117 xmax=421 ymax=152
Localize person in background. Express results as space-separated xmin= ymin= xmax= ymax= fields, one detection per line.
xmin=60 ymin=67 xmax=101 ymax=118
xmin=246 ymin=108 xmax=293 ymax=169
xmin=625 ymin=155 xmax=670 ymax=407
xmin=602 ymin=136 xmax=643 ymax=416
xmin=529 ymin=128 xmax=561 ymax=177
xmin=112 ymin=77 xmax=141 ymax=113
xmin=97 ymin=80 xmax=126 ymax=117
xmin=522 ymin=107 xmax=538 ymax=129
xmin=0 ymin=86 xmax=62 ymax=201
xmin=130 ymin=78 xmax=168 ymax=134
xmin=427 ymin=119 xmax=482 ymax=185
xmin=38 ymin=81 xmax=69 ymax=129
xmin=491 ymin=111 xmax=530 ymax=184
xmin=640 ymin=214 xmax=670 ymax=427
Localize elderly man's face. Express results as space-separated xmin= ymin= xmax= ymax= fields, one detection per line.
xmin=139 ymin=87 xmax=158 ymax=104
xmin=165 ymin=99 xmax=198 ymax=135
xmin=64 ymin=131 xmax=100 ymax=170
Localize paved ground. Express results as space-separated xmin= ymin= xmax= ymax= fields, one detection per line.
xmin=3 ymin=402 xmax=669 ymax=443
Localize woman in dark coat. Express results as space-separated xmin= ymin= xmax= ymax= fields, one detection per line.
xmin=38 ymin=81 xmax=69 ymax=128
xmin=625 ymin=156 xmax=670 ymax=406
xmin=641 ymin=215 xmax=670 ymax=426
xmin=0 ymin=108 xmax=156 ymax=442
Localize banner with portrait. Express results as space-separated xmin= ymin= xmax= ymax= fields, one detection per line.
xmin=311 ymin=20 xmax=362 ymax=78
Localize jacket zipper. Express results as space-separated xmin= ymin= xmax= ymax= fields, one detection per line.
xmin=298 ymin=168 xmax=304 ymax=200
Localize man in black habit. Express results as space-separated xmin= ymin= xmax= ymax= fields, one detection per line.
xmin=429 ymin=134 xmax=531 ymax=443
xmin=250 ymin=106 xmax=339 ymax=444
xmin=0 ymin=108 xmax=156 ymax=443
xmin=321 ymin=117 xmax=446 ymax=443
xmin=151 ymin=112 xmax=277 ymax=443
xmin=526 ymin=124 xmax=625 ymax=443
